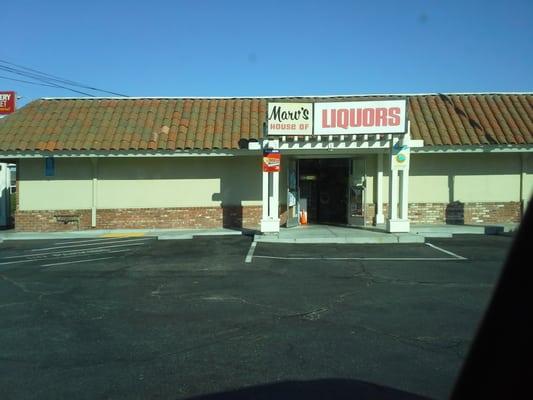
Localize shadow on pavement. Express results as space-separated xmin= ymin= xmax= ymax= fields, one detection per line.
xmin=184 ymin=379 xmax=430 ymax=400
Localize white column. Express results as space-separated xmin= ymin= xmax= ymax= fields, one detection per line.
xmin=260 ymin=140 xmax=281 ymax=233
xmin=375 ymin=153 xmax=385 ymax=224
xmin=262 ymin=171 xmax=269 ymax=220
xmin=399 ymin=169 xmax=409 ymax=220
xmin=386 ymin=132 xmax=410 ymax=233
xmin=271 ymin=171 xmax=279 ymax=220
xmin=388 ymin=167 xmax=398 ymax=220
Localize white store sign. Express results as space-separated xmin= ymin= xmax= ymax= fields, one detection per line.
xmin=314 ymin=100 xmax=407 ymax=135
xmin=267 ymin=103 xmax=313 ymax=136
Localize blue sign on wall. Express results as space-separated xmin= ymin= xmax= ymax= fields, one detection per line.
xmin=45 ymin=157 xmax=55 ymax=177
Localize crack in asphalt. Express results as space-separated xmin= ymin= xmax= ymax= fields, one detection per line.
xmin=353 ymin=264 xmax=492 ymax=288
xmin=0 ymin=274 xmax=69 ymax=300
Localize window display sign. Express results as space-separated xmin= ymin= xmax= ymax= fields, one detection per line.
xmin=262 ymin=149 xmax=280 ymax=172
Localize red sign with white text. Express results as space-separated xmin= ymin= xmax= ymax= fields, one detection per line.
xmin=0 ymin=91 xmax=16 ymax=114
xmin=263 ymin=150 xmax=281 ymax=172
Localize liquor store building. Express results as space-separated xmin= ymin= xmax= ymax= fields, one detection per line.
xmin=0 ymin=93 xmax=531 ymax=233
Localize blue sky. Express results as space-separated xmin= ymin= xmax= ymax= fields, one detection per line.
xmin=1 ymin=0 xmax=532 ymax=106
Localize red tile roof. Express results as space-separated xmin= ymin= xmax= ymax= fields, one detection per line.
xmin=0 ymin=94 xmax=531 ymax=152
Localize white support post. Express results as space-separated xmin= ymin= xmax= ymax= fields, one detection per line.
xmin=262 ymin=171 xmax=269 ymax=220
xmin=375 ymin=153 xmax=385 ymax=225
xmin=386 ymin=128 xmax=411 ymax=233
xmin=260 ymin=139 xmax=280 ymax=233
xmin=272 ymin=171 xmax=279 ymax=219
xmin=399 ymin=169 xmax=409 ymax=220
xmin=388 ymin=166 xmax=398 ymax=220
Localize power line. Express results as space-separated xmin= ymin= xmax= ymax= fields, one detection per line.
xmin=0 ymin=74 xmax=60 ymax=88
xmin=0 ymin=65 xmax=95 ymax=96
xmin=0 ymin=60 xmax=128 ymax=96
xmin=0 ymin=58 xmax=95 ymax=88
xmin=0 ymin=59 xmax=128 ymax=97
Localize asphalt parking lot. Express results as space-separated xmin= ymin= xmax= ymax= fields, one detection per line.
xmin=0 ymin=234 xmax=513 ymax=400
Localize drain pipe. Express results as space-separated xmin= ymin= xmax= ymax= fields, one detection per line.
xmin=91 ymin=158 xmax=98 ymax=227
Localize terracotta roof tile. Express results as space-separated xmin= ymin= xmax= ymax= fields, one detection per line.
xmin=0 ymin=94 xmax=531 ymax=152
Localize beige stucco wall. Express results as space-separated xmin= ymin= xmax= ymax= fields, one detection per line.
xmin=409 ymin=153 xmax=524 ymax=203
xmin=19 ymin=158 xmax=93 ymax=210
xmin=280 ymin=152 xmax=529 ymax=207
xmin=19 ymin=156 xmax=263 ymax=211
xmin=18 ymin=152 xmax=532 ymax=212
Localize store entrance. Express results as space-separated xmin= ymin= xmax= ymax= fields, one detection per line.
xmin=298 ymin=159 xmax=349 ymax=225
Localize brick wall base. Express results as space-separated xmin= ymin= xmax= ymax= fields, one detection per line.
xmin=15 ymin=202 xmax=521 ymax=232
xmin=365 ymin=202 xmax=521 ymax=225
xmin=15 ymin=206 xmax=262 ymax=232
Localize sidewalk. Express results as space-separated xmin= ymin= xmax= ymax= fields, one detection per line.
xmin=410 ymin=223 xmax=519 ymax=238
xmin=255 ymin=224 xmax=424 ymax=244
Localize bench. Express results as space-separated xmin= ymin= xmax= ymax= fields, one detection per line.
xmin=54 ymin=214 xmax=80 ymax=229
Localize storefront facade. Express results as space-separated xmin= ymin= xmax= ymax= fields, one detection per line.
xmin=0 ymin=93 xmax=531 ymax=232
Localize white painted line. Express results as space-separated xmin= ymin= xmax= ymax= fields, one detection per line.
xmin=245 ymin=241 xmax=257 ymax=263
xmin=0 ymin=248 xmax=132 ymax=265
xmin=425 ymin=242 xmax=467 ymax=260
xmin=2 ymin=242 xmax=146 ymax=259
xmin=253 ymin=255 xmax=464 ymax=261
xmin=0 ymin=258 xmax=46 ymax=266
xmin=40 ymin=256 xmax=115 ymax=267
xmin=52 ymin=238 xmax=119 ymax=245
xmin=32 ymin=238 xmax=151 ymax=251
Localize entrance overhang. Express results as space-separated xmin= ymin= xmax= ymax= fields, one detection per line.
xmin=255 ymin=124 xmax=418 ymax=235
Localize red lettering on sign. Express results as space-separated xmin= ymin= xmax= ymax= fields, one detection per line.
xmin=322 ymin=110 xmax=331 ymax=128
xmin=362 ymin=108 xmax=374 ymax=126
xmin=321 ymin=106 xmax=402 ymax=129
xmin=388 ymin=107 xmax=401 ymax=126
xmin=337 ymin=109 xmax=349 ymax=129
xmin=375 ymin=108 xmax=387 ymax=127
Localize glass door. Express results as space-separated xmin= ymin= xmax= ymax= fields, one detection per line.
xmin=286 ymin=159 xmax=299 ymax=228
xmin=347 ymin=158 xmax=366 ymax=226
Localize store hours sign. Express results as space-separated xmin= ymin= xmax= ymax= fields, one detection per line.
xmin=267 ymin=103 xmax=313 ymax=135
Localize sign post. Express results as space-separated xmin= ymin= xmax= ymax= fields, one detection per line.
xmin=260 ymin=140 xmax=281 ymax=233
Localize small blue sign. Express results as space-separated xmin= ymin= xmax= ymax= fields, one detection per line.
xmin=45 ymin=157 xmax=55 ymax=177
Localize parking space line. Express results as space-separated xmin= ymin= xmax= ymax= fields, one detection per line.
xmin=53 ymin=238 xmax=123 ymax=245
xmin=3 ymin=242 xmax=146 ymax=259
xmin=0 ymin=258 xmax=47 ymax=266
xmin=425 ymin=242 xmax=467 ymax=260
xmin=32 ymin=238 xmax=151 ymax=251
xmin=40 ymin=256 xmax=115 ymax=267
xmin=0 ymin=248 xmax=133 ymax=266
xmin=245 ymin=242 xmax=257 ymax=263
xmin=253 ymin=255 xmax=465 ymax=261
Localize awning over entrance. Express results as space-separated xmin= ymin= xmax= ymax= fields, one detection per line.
xmin=257 ymin=127 xmax=418 ymax=234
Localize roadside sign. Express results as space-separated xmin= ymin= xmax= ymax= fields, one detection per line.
xmin=0 ymin=91 xmax=16 ymax=114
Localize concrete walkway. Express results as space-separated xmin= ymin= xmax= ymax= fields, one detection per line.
xmin=410 ymin=223 xmax=519 ymax=237
xmin=0 ymin=228 xmax=244 ymax=242
xmin=0 ymin=222 xmax=517 ymax=244
xmin=255 ymin=224 xmax=425 ymax=244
